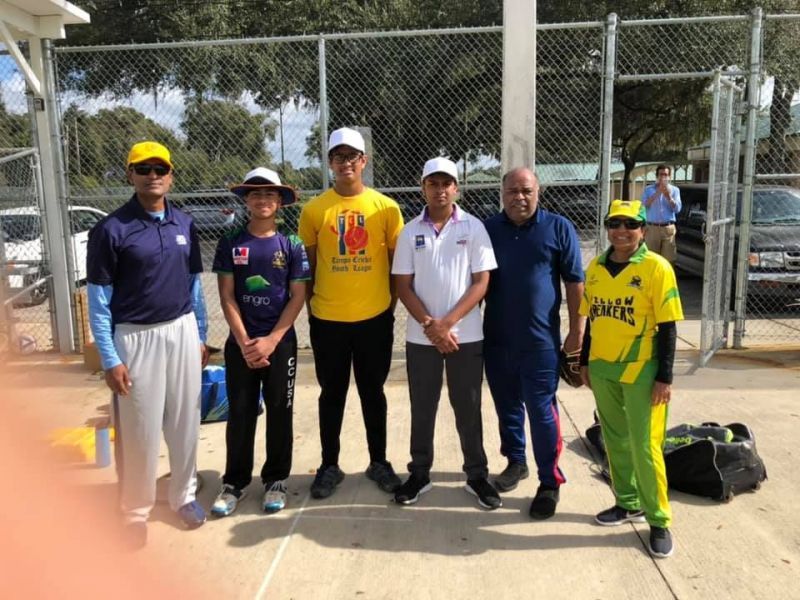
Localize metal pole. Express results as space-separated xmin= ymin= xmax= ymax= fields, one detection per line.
xmin=700 ymin=71 xmax=722 ymax=366
xmin=28 ymin=38 xmax=75 ymax=353
xmin=500 ymin=0 xmax=537 ymax=174
xmin=733 ymin=7 xmax=763 ymax=348
xmin=318 ymin=36 xmax=330 ymax=190
xmin=597 ymin=13 xmax=618 ymax=256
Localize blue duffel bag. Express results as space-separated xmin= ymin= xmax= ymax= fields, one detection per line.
xmin=201 ymin=366 xmax=229 ymax=422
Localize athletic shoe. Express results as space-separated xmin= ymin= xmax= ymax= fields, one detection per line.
xmin=649 ymin=527 xmax=674 ymax=558
xmin=594 ymin=505 xmax=646 ymax=526
xmin=529 ymin=485 xmax=559 ymax=520
xmin=310 ymin=465 xmax=345 ymax=499
xmin=122 ymin=521 xmax=147 ymax=550
xmin=263 ymin=480 xmax=288 ymax=513
xmin=493 ymin=462 xmax=529 ymax=492
xmin=365 ymin=460 xmax=402 ymax=493
xmin=177 ymin=500 xmax=207 ymax=529
xmin=211 ymin=484 xmax=246 ymax=517
xmin=394 ymin=474 xmax=433 ymax=505
xmin=465 ymin=478 xmax=502 ymax=510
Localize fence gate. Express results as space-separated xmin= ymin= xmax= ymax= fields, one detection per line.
xmin=699 ymin=73 xmax=743 ymax=365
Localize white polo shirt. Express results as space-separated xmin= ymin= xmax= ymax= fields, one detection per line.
xmin=392 ymin=205 xmax=497 ymax=345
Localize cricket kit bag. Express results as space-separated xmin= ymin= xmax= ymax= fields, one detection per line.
xmin=585 ymin=417 xmax=767 ymax=502
xmin=201 ymin=366 xmax=229 ymax=422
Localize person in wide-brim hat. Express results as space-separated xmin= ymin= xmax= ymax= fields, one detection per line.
xmin=230 ymin=167 xmax=297 ymax=206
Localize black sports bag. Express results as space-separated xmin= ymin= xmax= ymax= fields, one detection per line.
xmin=584 ymin=418 xmax=767 ymax=502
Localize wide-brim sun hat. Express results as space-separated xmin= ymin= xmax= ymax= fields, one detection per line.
xmin=606 ymin=199 xmax=646 ymax=222
xmin=230 ymin=167 xmax=297 ymax=205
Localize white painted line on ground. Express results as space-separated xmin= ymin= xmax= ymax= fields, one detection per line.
xmin=298 ymin=514 xmax=413 ymax=522
xmin=254 ymin=492 xmax=310 ymax=600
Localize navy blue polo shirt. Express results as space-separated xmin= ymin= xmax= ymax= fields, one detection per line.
xmin=483 ymin=208 xmax=584 ymax=351
xmin=87 ymin=196 xmax=203 ymax=325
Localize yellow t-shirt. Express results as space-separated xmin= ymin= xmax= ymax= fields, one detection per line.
xmin=579 ymin=244 xmax=684 ymax=383
xmin=298 ymin=187 xmax=403 ymax=322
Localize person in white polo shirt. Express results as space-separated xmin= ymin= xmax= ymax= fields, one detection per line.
xmin=391 ymin=157 xmax=501 ymax=509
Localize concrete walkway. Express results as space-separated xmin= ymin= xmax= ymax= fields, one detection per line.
xmin=3 ymin=347 xmax=799 ymax=599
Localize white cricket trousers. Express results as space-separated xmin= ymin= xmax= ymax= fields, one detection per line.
xmin=113 ymin=312 xmax=202 ymax=523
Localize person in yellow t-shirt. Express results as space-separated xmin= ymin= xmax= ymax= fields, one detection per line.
xmin=579 ymin=199 xmax=683 ymax=560
xmin=298 ymin=127 xmax=404 ymax=500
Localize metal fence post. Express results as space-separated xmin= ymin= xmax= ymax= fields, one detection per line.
xmin=597 ymin=12 xmax=617 ymax=255
xmin=732 ymin=7 xmax=763 ymax=349
xmin=318 ymin=35 xmax=329 ymax=191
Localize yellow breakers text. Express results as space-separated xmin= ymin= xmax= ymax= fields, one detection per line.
xmin=590 ymin=295 xmax=636 ymax=326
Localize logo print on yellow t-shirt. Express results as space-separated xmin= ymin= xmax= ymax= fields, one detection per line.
xmin=333 ymin=210 xmax=369 ymax=255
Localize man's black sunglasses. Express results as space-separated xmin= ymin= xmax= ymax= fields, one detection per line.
xmin=132 ymin=164 xmax=171 ymax=176
xmin=605 ymin=219 xmax=643 ymax=230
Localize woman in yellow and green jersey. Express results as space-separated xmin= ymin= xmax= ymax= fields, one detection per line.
xmin=579 ymin=199 xmax=684 ymax=559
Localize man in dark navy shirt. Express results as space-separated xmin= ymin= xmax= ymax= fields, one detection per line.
xmin=483 ymin=167 xmax=585 ymax=520
xmin=87 ymin=141 xmax=209 ymax=549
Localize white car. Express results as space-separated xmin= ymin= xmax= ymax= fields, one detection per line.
xmin=1 ymin=205 xmax=107 ymax=306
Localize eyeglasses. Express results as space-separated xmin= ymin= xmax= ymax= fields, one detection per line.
xmin=605 ymin=219 xmax=644 ymax=230
xmin=503 ymin=187 xmax=536 ymax=197
xmin=330 ymin=152 xmax=363 ymax=165
xmin=132 ymin=164 xmax=171 ymax=176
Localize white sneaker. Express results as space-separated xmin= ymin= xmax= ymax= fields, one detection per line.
xmin=211 ymin=484 xmax=246 ymax=517
xmin=263 ymin=480 xmax=287 ymax=513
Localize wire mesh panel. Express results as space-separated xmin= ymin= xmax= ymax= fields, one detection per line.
xmin=0 ymin=149 xmax=55 ymax=354
xmin=536 ymin=23 xmax=605 ymax=254
xmin=617 ymin=17 xmax=750 ymax=77
xmin=56 ymin=39 xmax=321 ymax=349
xmin=700 ymin=78 xmax=741 ymax=365
xmin=740 ymin=15 xmax=800 ymax=344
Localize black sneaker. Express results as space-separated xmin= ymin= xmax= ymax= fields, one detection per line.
xmin=649 ymin=526 xmax=674 ymax=558
xmin=365 ymin=460 xmax=402 ymax=493
xmin=310 ymin=465 xmax=345 ymax=499
xmin=122 ymin=521 xmax=147 ymax=551
xmin=529 ymin=485 xmax=559 ymax=520
xmin=594 ymin=505 xmax=646 ymax=526
xmin=493 ymin=461 xmax=529 ymax=492
xmin=394 ymin=474 xmax=433 ymax=505
xmin=465 ymin=478 xmax=502 ymax=510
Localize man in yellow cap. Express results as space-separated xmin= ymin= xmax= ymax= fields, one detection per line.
xmin=87 ymin=141 xmax=210 ymax=549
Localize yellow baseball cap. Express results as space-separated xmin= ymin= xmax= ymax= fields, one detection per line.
xmin=126 ymin=141 xmax=174 ymax=170
xmin=606 ymin=199 xmax=646 ymax=222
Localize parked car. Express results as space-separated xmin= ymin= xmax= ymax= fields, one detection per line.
xmin=181 ymin=199 xmax=246 ymax=236
xmin=1 ymin=205 xmax=108 ymax=306
xmin=675 ymin=184 xmax=800 ymax=308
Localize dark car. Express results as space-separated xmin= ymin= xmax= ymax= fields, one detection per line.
xmin=181 ymin=198 xmax=246 ymax=236
xmin=675 ymin=184 xmax=800 ymax=308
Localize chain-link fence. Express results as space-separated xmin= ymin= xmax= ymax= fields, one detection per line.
xmin=739 ymin=14 xmax=800 ymax=345
xmin=0 ymin=11 xmax=785 ymax=355
xmin=0 ymin=148 xmax=54 ymax=354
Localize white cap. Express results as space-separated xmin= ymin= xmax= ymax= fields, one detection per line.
xmin=328 ymin=127 xmax=366 ymax=153
xmin=422 ymin=157 xmax=458 ymax=183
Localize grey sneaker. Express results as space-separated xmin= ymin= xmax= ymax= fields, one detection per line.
xmin=494 ymin=462 xmax=529 ymax=492
xmin=310 ymin=465 xmax=345 ymax=499
xmin=211 ymin=484 xmax=246 ymax=517
xmin=594 ymin=505 xmax=646 ymax=526
xmin=649 ymin=527 xmax=674 ymax=558
xmin=365 ymin=460 xmax=402 ymax=493
xmin=263 ymin=480 xmax=287 ymax=513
